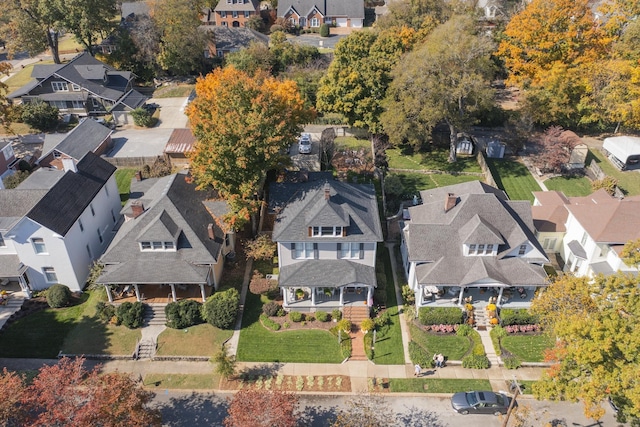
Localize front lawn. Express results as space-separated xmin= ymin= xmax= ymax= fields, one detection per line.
xmin=156 ymin=323 xmax=233 ymax=356
xmin=236 ymin=292 xmax=343 ymax=363
xmin=0 ymin=293 xmax=91 ymax=358
xmin=486 ymin=158 xmax=541 ymax=203
xmin=501 ymin=334 xmax=554 ymax=362
xmin=387 ymin=147 xmax=482 ymax=173
xmin=544 ymin=175 xmax=592 ymax=196
xmin=589 ymin=149 xmax=640 ymax=196
xmin=389 ymin=378 xmax=491 ymax=393
xmin=370 ymin=245 xmax=404 ymax=365
xmin=409 ymin=323 xmax=470 ymax=361
xmin=115 ymin=168 xmax=136 ymax=205
xmin=61 ymin=291 xmax=140 ymax=355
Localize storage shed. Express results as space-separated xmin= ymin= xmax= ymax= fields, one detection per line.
xmin=486 ymin=140 xmax=505 ymax=158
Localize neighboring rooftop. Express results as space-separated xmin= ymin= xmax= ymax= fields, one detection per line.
xmin=164 ymin=129 xmax=196 ymax=154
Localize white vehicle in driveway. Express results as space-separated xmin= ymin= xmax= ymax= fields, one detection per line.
xmin=298 ymin=133 xmax=312 ymax=154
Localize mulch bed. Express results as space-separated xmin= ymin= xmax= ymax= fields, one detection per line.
xmin=260 ymin=311 xmax=335 ymax=332
xmin=219 ymin=374 xmax=351 ymax=392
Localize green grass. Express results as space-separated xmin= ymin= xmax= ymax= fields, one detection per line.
xmin=409 ymin=323 xmax=471 ymax=360
xmin=61 ymin=291 xmax=140 ymax=355
xmin=544 ymin=175 xmax=592 ymax=196
xmin=335 ymin=136 xmax=371 ymax=151
xmin=389 ymin=378 xmax=491 ymax=393
xmin=57 ymin=35 xmax=85 ymax=52
xmin=501 ymin=334 xmax=554 ymax=362
xmin=237 ymin=292 xmax=343 ymax=363
xmin=144 ymin=373 xmax=219 ymax=390
xmin=156 ymin=323 xmax=233 ymax=356
xmin=392 ymin=172 xmax=480 ymax=197
xmin=115 ymin=168 xmax=136 ymax=205
xmin=589 ymin=149 xmax=640 ymax=196
xmin=387 ymin=147 xmax=482 ymax=173
xmin=0 ymin=293 xmax=91 ymax=358
xmin=371 ymin=245 xmax=404 ymax=365
xmin=153 ymin=84 xmax=195 ymax=98
xmin=486 ymin=158 xmax=541 ymax=203
xmin=3 ymin=63 xmax=45 ymax=95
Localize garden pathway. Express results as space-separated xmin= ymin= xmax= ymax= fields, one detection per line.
xmin=224 ymin=258 xmax=253 ymax=357
xmin=385 ymin=241 xmax=412 ymax=365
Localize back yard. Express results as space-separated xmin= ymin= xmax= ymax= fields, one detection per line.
xmin=486 ymin=158 xmax=541 ymax=203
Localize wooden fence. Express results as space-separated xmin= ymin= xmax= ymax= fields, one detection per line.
xmin=476 ymin=151 xmax=498 ymax=188
xmin=101 ymin=155 xmax=160 ymax=168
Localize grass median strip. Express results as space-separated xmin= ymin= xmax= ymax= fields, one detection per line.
xmin=389 ymin=378 xmax=491 ymax=393
xmin=144 ymin=373 xmax=219 ymax=390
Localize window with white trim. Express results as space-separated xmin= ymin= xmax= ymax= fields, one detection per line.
xmin=339 ymin=242 xmax=363 ymax=259
xmin=139 ymin=241 xmax=176 ymax=251
xmin=292 ymin=242 xmax=316 ymax=259
xmin=32 ymin=238 xmax=47 ymax=254
xmin=71 ymin=84 xmax=81 ymax=91
xmin=222 ymin=22 xmax=228 ymax=27
xmin=51 ymin=81 xmax=68 ymax=92
xmin=244 ymin=11 xmax=250 ymax=17
xmin=311 ymin=17 xmax=319 ymax=27
xmin=43 ymin=267 xmax=58 ymax=283
xmin=485 ymin=244 xmax=494 ymax=254
xmin=580 ymin=231 xmax=588 ymax=246
xmin=468 ymin=244 xmax=477 ymax=255
xmin=91 ymin=98 xmax=100 ymax=108
xmin=232 ymin=11 xmax=238 ymax=18
xmin=50 ymin=100 xmax=67 ymax=109
xmin=221 ymin=11 xmax=227 ymax=17
xmin=71 ymin=100 xmax=84 ymax=109
xmin=311 ymin=226 xmax=343 ymax=237
xmin=518 ymin=244 xmax=527 ymax=255
xmin=477 ymin=244 xmax=485 ymax=254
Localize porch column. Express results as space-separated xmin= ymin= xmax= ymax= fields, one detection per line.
xmin=457 ymin=287 xmax=464 ymax=305
xmin=199 ymin=284 xmax=206 ymax=302
xmin=417 ymin=288 xmax=423 ymax=307
xmin=339 ymin=288 xmax=344 ymax=305
xmin=497 ymin=287 xmax=504 ymax=306
xmin=18 ymin=275 xmax=32 ymax=299
xmin=170 ymin=284 xmax=177 ymax=302
xmin=133 ymin=284 xmax=141 ymax=302
xmin=105 ymin=284 xmax=113 ymax=303
xmin=367 ymin=286 xmax=373 ymax=306
xmin=311 ymin=288 xmax=317 ymax=306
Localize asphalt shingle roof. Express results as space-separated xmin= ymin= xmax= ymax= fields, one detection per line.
xmin=279 ymin=260 xmax=376 ymax=288
xmin=40 ymin=118 xmax=112 ymax=162
xmin=277 ymin=0 xmax=364 ymax=19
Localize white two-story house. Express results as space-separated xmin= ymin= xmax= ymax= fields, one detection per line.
xmin=401 ymin=181 xmax=548 ymax=309
xmin=0 ymin=152 xmax=121 ymax=294
xmin=269 ymin=173 xmax=383 ymax=311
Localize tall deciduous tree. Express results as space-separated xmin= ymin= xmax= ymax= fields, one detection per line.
xmin=620 ymin=239 xmax=640 ymax=270
xmin=381 ymin=15 xmax=495 ymax=160
xmin=61 ymin=0 xmax=117 ymax=55
xmin=0 ymin=62 xmax=13 ymax=133
xmin=186 ymin=66 xmax=313 ymax=229
xmin=530 ymin=273 xmax=640 ymax=424
xmin=224 ymin=390 xmax=298 ymax=427
xmin=154 ymin=0 xmax=206 ymax=75
xmin=316 ymin=27 xmax=417 ymax=134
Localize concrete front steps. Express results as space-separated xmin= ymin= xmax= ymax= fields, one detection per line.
xmin=343 ymin=305 xmax=370 ymax=361
xmin=0 ymin=294 xmax=26 ymax=331
xmin=143 ymin=304 xmax=167 ymax=326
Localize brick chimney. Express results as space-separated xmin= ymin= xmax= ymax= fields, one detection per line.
xmin=444 ymin=193 xmax=457 ymax=212
xmin=131 ymin=200 xmax=144 ymax=218
xmin=207 ymin=223 xmax=215 ymax=240
xmin=324 ymin=183 xmax=331 ymax=201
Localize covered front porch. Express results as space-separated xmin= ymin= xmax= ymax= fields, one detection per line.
xmin=282 ymin=285 xmax=372 ymax=312
xmin=104 ymin=283 xmax=213 ymax=304
xmin=416 ymin=285 xmax=540 ymax=309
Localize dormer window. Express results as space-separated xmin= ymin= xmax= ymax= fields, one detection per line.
xmin=469 ymin=244 xmax=477 ymax=255
xmin=140 ymin=241 xmax=176 ymax=251
xmin=467 ymin=243 xmax=496 ymax=256
xmin=52 ymin=81 xmax=68 ymax=92
xmin=311 ymin=226 xmax=343 ymax=237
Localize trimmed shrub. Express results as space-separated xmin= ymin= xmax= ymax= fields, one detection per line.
xmin=320 ymin=23 xmax=329 ymax=37
xmin=131 ymin=107 xmax=155 ymax=127
xmin=276 ymin=308 xmax=286 ymax=317
xmin=456 ymin=324 xmax=473 ymax=337
xmin=374 ymin=311 xmax=391 ymax=328
xmin=408 ymin=341 xmax=433 ymax=368
xmin=46 ymin=284 xmax=72 ymax=308
xmin=360 ymin=318 xmax=375 ymax=332
xmin=500 ymin=309 xmax=538 ymax=326
xmin=289 ymin=311 xmax=303 ymax=322
xmin=262 ymin=301 xmax=280 ymax=317
xmin=373 ymin=288 xmax=387 ymax=306
xmin=418 ymin=307 xmax=464 ymax=325
xmin=202 ymin=288 xmax=240 ymax=329
xmin=489 ymin=326 xmax=506 ymax=356
xmin=401 ymin=285 xmax=415 ymax=305
xmin=462 ymin=354 xmax=490 ymax=369
xmin=472 ymin=344 xmax=486 ymax=356
xmin=260 ymin=314 xmax=281 ymax=331
xmin=331 ymin=308 xmax=342 ymax=321
xmin=316 ymin=311 xmax=329 ymax=322
xmin=336 ymin=318 xmax=351 ymax=334
xmin=96 ymin=301 xmax=116 ymax=322
xmin=165 ymin=300 xmax=203 ymax=329
xmin=116 ymin=301 xmax=144 ymax=328
xmin=503 ymin=356 xmax=522 ymax=370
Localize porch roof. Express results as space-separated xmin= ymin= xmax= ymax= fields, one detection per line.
xmin=98 ymin=259 xmax=210 ymax=284
xmin=567 ymin=240 xmax=587 ymax=259
xmin=279 ymin=260 xmax=375 ymax=289
xmin=0 ymin=255 xmax=21 ymax=278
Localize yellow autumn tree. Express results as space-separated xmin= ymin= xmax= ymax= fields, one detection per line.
xmin=530 ymin=273 xmax=640 ymax=424
xmin=187 ymin=66 xmax=314 ymax=230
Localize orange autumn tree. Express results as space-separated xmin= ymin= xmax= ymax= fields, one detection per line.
xmin=187 ymin=66 xmax=314 ymax=230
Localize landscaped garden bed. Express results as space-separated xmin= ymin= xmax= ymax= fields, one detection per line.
xmin=219 ymin=373 xmax=352 ymax=393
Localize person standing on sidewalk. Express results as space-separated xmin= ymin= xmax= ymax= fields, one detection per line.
xmin=437 ymin=354 xmax=445 ymax=368
xmin=414 ymin=364 xmax=421 ymax=376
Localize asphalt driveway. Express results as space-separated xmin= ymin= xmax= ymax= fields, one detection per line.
xmin=146 ymin=97 xmax=190 ymax=129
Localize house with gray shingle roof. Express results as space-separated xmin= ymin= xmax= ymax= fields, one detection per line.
xmin=278 ymin=0 xmax=365 ymax=29
xmin=214 ymin=0 xmax=260 ymax=28
xmin=269 ymin=172 xmax=383 ymax=311
xmin=7 ymin=52 xmax=146 ymax=121
xmin=0 ymin=152 xmax=121 ymax=294
xmin=96 ymin=172 xmax=235 ymax=303
xmin=401 ymin=181 xmax=548 ymax=309
xmin=38 ymin=118 xmax=113 ymax=169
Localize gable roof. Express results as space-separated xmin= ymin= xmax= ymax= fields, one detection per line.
xmin=214 ymin=0 xmax=260 ymax=12
xmin=111 ymin=89 xmax=147 ymax=112
xmin=0 ymin=189 xmax=48 ymax=231
xmin=97 ymin=172 xmax=230 ymax=284
xmin=121 ymin=1 xmax=151 ymax=19
xmin=39 ymin=118 xmax=112 ymax=162
xmin=404 ymin=182 xmax=547 ymax=287
xmin=26 ymin=152 xmax=116 ymax=236
xmin=270 ymin=173 xmax=383 ymax=243
xmin=277 ymin=0 xmax=364 ymax=18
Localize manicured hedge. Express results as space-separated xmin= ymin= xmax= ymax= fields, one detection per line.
xmin=116 ymin=301 xmax=144 ymax=329
xmin=418 ymin=307 xmax=464 ymax=325
xmin=46 ymin=284 xmax=71 ymax=308
xmin=202 ymin=288 xmax=239 ymax=329
xmin=500 ymin=309 xmax=539 ymax=326
xmin=165 ymin=300 xmax=203 ymax=329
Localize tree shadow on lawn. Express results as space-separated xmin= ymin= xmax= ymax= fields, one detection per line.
xmin=298 ymin=404 xmax=447 ymax=427
xmin=155 ymin=392 xmax=229 ymax=427
xmin=61 ymin=315 xmax=131 ymax=356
